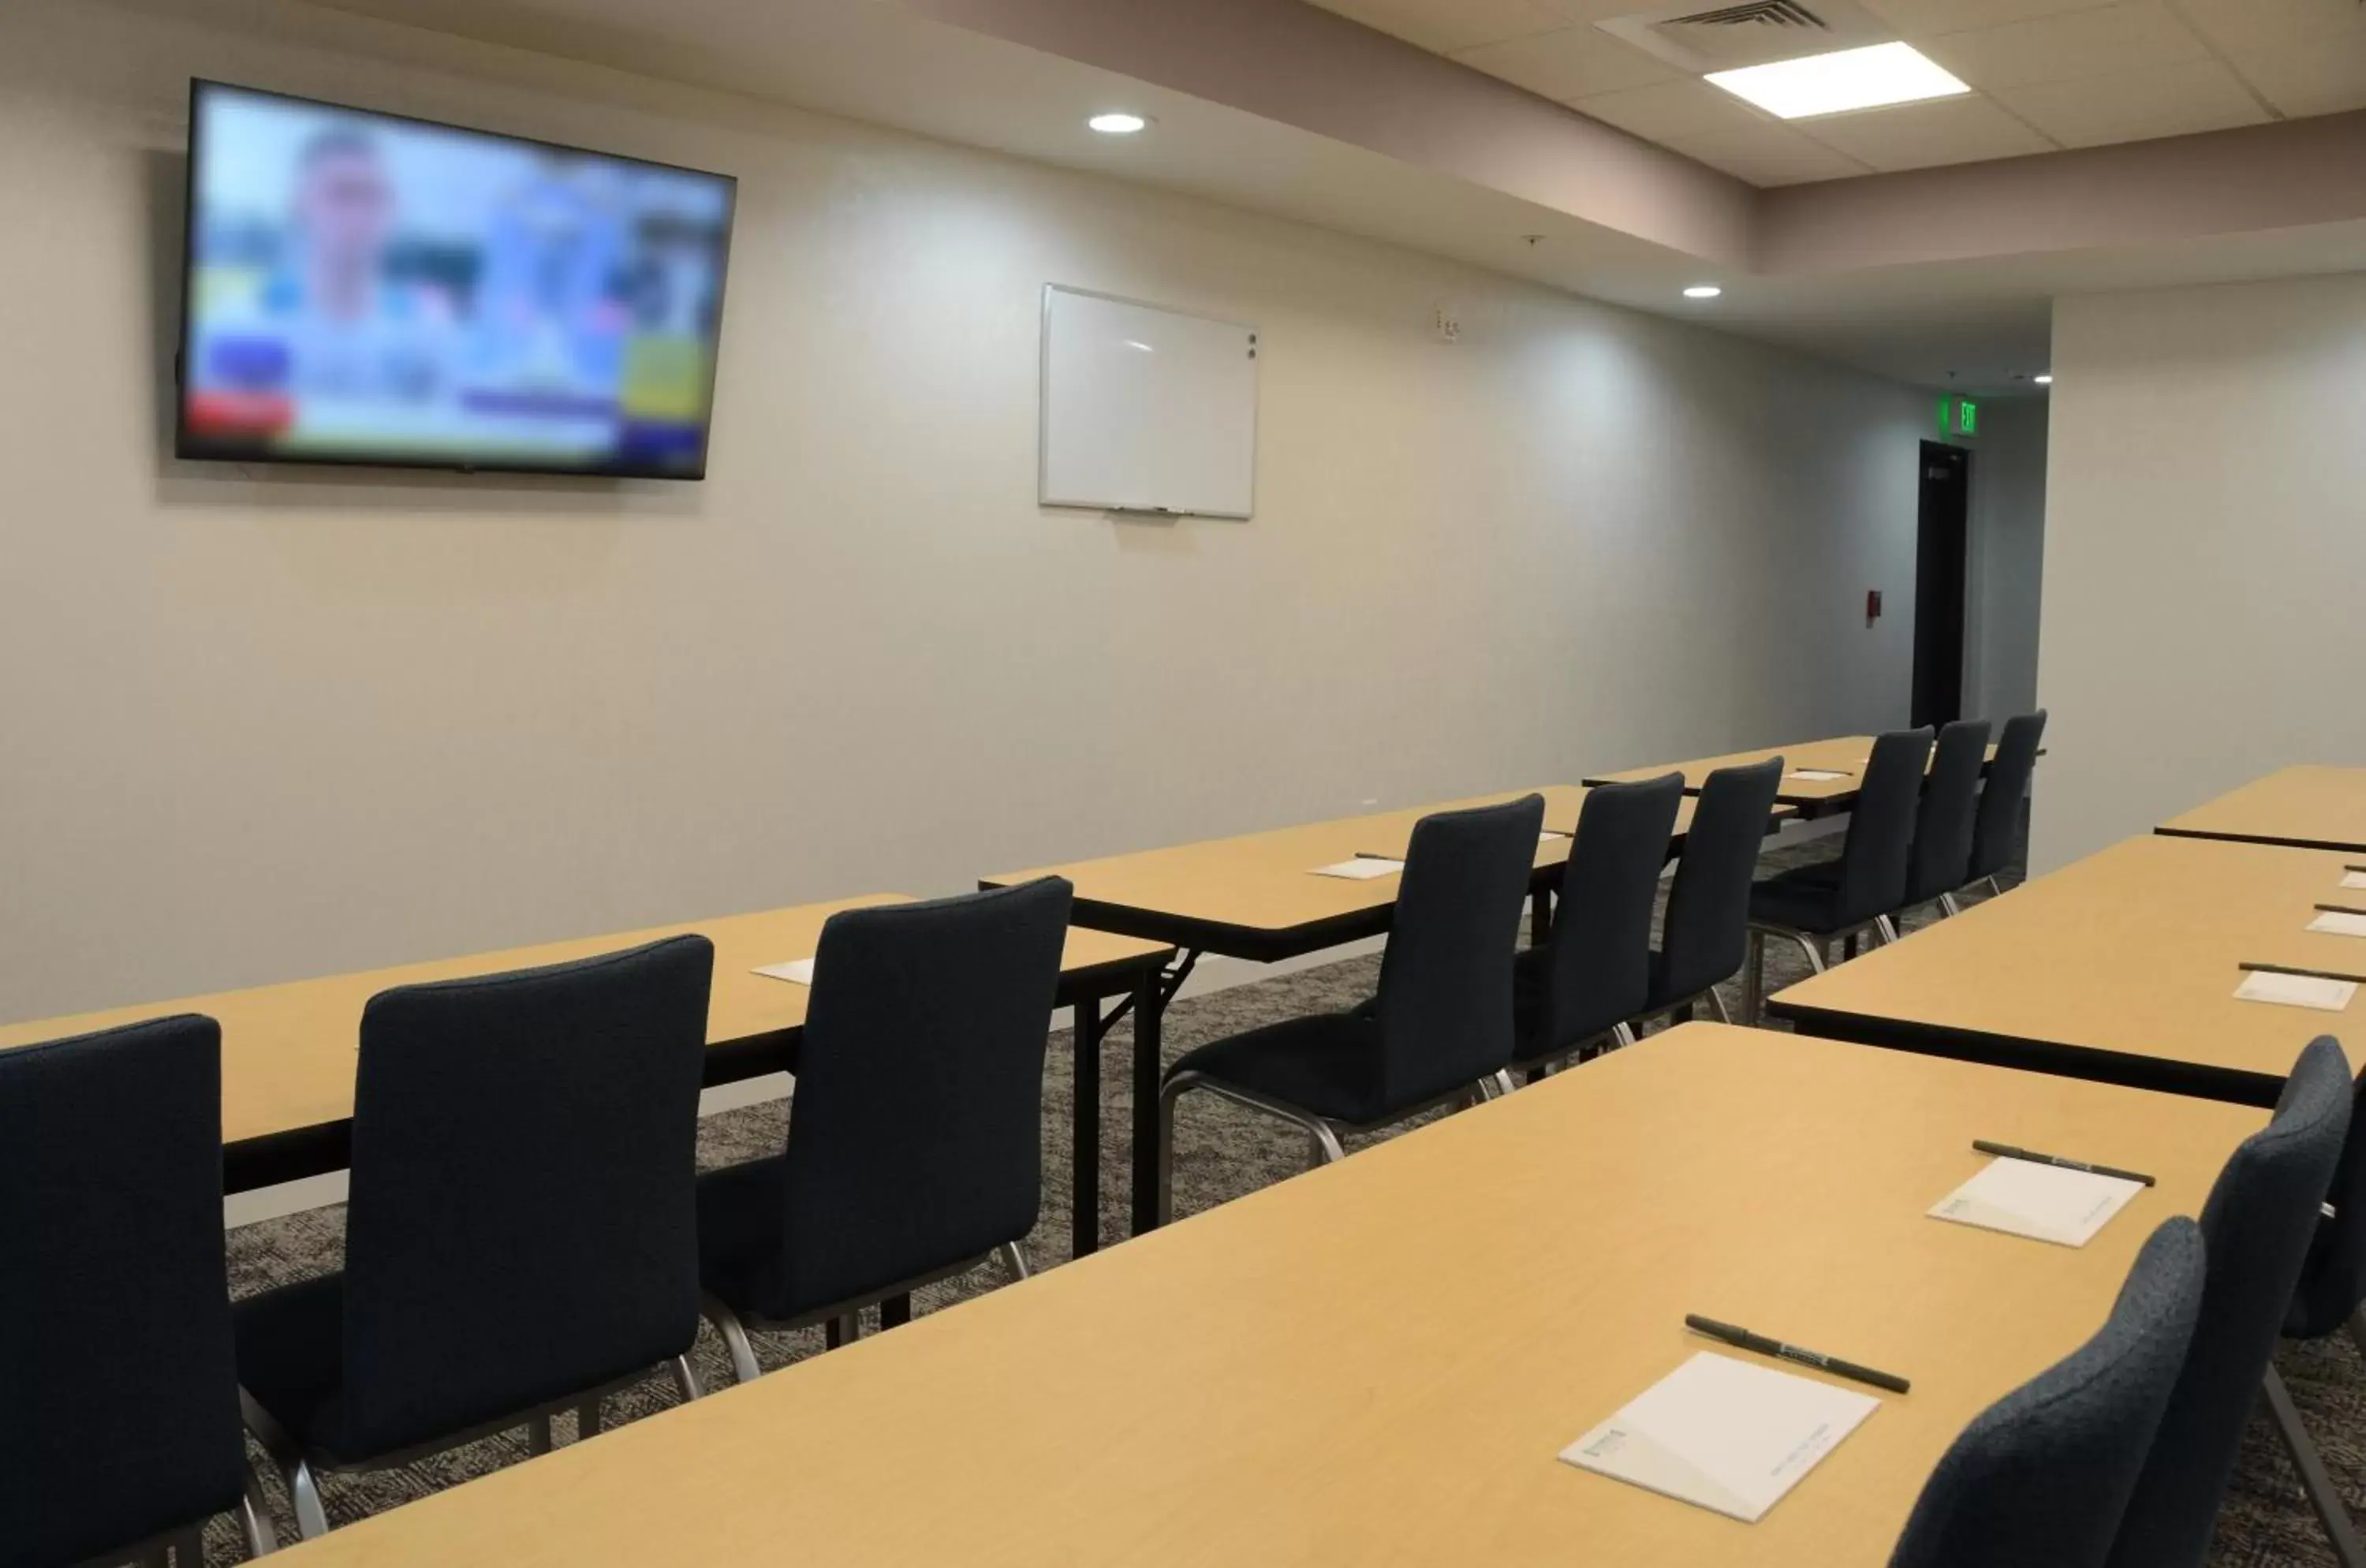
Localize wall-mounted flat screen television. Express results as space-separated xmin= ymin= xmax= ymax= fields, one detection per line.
xmin=177 ymin=80 xmax=736 ymax=479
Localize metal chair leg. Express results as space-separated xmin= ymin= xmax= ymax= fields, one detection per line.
xmin=527 ymin=1414 xmax=554 ymax=1456
xmin=1937 ymin=890 xmax=1962 ymax=917
xmin=286 ymin=1458 xmax=330 ymax=1541
xmin=996 ymin=1240 xmax=1032 ymax=1282
xmin=670 ymin=1353 xmax=703 ymax=1402
xmin=704 ymin=1294 xmax=763 ymax=1386
xmin=1785 ymin=932 xmax=1828 ymax=975
xmin=1875 ymin=914 xmax=1902 ymax=945
xmin=1156 ymin=1072 xmax=1192 ymax=1226
xmin=1744 ymin=929 xmax=1767 ymax=1025
xmin=825 ymin=1312 xmax=860 ymax=1349
xmin=2264 ymin=1365 xmax=2366 ymax=1568
xmin=1981 ymin=875 xmax=2002 ymax=898
xmin=1308 ymin=1120 xmax=1347 ymax=1166
xmin=1611 ymin=1022 xmax=1638 ymax=1051
xmin=240 ymin=1465 xmax=278 ymax=1557
xmin=1705 ymin=985 xmax=1733 ymax=1025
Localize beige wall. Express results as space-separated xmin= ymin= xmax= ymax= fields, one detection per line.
xmin=1963 ymin=398 xmax=2047 ymax=724
xmin=0 ymin=0 xmax=1929 ymax=1023
xmin=2036 ymin=274 xmax=2366 ymax=868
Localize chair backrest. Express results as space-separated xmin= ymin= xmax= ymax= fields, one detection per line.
xmin=772 ymin=878 xmax=1073 ymax=1316
xmin=1374 ymin=793 xmax=1547 ymax=1108
xmin=2287 ymin=1065 xmax=2366 ymax=1341
xmin=1887 ymin=1217 xmax=2206 ymax=1568
xmin=0 ymin=1016 xmax=246 ymax=1568
xmin=338 ymin=934 xmax=714 ymax=1458
xmin=1656 ymin=756 xmax=1786 ymax=1003
xmin=1967 ymin=709 xmax=2047 ymax=883
xmin=1834 ymin=727 xmax=1935 ymax=925
xmin=1905 ymin=719 xmax=1993 ymax=904
xmin=2106 ymin=1036 xmax=2353 ymax=1568
xmin=1529 ymin=774 xmax=1684 ymax=1055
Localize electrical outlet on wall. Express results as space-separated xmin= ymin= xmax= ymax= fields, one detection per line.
xmin=1431 ymin=302 xmax=1461 ymax=343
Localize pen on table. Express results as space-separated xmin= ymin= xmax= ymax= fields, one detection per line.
xmin=1353 ymin=852 xmax=1405 ymax=863
xmin=2313 ymin=903 xmax=2366 ymax=917
xmin=1683 ymin=1314 xmax=1910 ymax=1395
xmin=2240 ymin=960 xmax=2366 ymax=985
xmin=1973 ymin=1139 xmax=2155 ymax=1187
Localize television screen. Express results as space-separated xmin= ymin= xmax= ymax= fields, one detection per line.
xmin=177 ymin=80 xmax=736 ymax=479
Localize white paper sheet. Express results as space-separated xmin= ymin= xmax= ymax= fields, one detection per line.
xmin=1559 ymin=1352 xmax=1879 ymax=1524
xmin=752 ymin=958 xmax=817 ymax=985
xmin=1311 ymin=858 xmax=1402 ymax=880
xmin=1787 ymin=769 xmax=1850 ymax=782
xmin=2341 ymin=871 xmax=2366 ymax=891
xmin=2308 ymin=910 xmax=2366 ymax=938
xmin=1929 ymin=1157 xmax=2144 ymax=1247
xmin=2235 ymin=970 xmax=2357 ymax=1012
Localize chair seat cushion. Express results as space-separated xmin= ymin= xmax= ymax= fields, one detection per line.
xmin=233 ymin=1273 xmax=359 ymax=1462
xmin=696 ymin=1155 xmax=792 ymax=1319
xmin=1748 ymin=861 xmax=1850 ymax=934
xmin=1164 ymin=1010 xmax=1388 ymax=1126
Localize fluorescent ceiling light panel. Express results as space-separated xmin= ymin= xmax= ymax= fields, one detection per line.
xmin=1705 ymin=43 xmax=1969 ymax=120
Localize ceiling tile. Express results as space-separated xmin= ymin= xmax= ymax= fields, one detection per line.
xmin=1663 ymin=125 xmax=1872 ymax=185
xmin=1303 ymin=0 xmax=1577 ymax=55
xmin=1793 ymin=94 xmax=2057 ymax=170
xmin=1570 ymin=77 xmax=1773 ymax=140
xmin=1916 ymin=1 xmax=2211 ymax=90
xmin=2168 ymin=0 xmax=2366 ymax=54
xmin=1860 ymin=0 xmax=2125 ymax=39
xmin=2230 ymin=32 xmax=2366 ymax=116
xmin=1991 ymin=57 xmax=2269 ymax=146
xmin=1453 ymin=25 xmax=1681 ymax=99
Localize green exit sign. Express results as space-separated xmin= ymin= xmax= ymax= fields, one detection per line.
xmin=1935 ymin=395 xmax=1979 ymax=438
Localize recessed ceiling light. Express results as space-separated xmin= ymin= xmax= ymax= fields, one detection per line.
xmin=1088 ymin=112 xmax=1148 ymax=135
xmin=1683 ymin=285 xmax=1722 ymax=300
xmin=1706 ymin=42 xmax=1970 ymax=120
xmin=2034 ymin=373 xmax=2054 ymax=385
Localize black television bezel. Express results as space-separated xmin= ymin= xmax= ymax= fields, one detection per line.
xmin=174 ymin=78 xmax=738 ymax=482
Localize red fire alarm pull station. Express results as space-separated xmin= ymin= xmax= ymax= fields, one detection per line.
xmin=1866 ymin=589 xmax=1883 ymax=625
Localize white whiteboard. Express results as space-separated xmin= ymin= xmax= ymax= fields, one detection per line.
xmin=1039 ymin=286 xmax=1258 ymax=519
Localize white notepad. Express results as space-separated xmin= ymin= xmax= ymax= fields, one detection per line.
xmin=2235 ymin=970 xmax=2357 ymax=1012
xmin=1929 ymin=1157 xmax=2143 ymax=1247
xmin=2342 ymin=871 xmax=2366 ymax=891
xmin=752 ymin=958 xmax=817 ymax=985
xmin=1559 ymin=1352 xmax=1879 ymax=1524
xmin=1312 ymin=858 xmax=1401 ymax=880
xmin=1788 ymin=769 xmax=1850 ymax=782
xmin=2308 ymin=910 xmax=2366 ymax=938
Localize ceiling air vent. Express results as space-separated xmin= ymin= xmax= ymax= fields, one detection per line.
xmin=1597 ymin=0 xmax=1892 ymax=72
xmin=1663 ymin=1 xmax=1829 ymax=31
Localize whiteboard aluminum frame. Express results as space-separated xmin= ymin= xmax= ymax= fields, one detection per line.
xmin=1038 ymin=284 xmax=1260 ymax=521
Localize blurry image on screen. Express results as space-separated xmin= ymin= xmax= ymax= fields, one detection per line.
xmin=179 ymin=82 xmax=734 ymax=476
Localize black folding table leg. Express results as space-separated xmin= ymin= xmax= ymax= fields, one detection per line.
xmin=1129 ymin=963 xmax=1168 ymax=1238
xmin=879 ymin=1294 xmax=912 ymax=1331
xmin=1070 ymin=995 xmax=1105 ymax=1260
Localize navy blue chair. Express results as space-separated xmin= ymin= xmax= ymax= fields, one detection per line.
xmin=235 ymin=935 xmax=715 ymax=1539
xmin=1158 ymin=795 xmax=1544 ymax=1219
xmin=1907 ymin=719 xmax=1991 ymax=917
xmin=1961 ymin=710 xmax=2047 ymax=900
xmin=1743 ymin=728 xmax=1933 ymax=1021
xmin=1510 ymin=774 xmax=1683 ymax=1075
xmin=1643 ymin=756 xmax=1785 ymax=1025
xmin=2260 ymin=1062 xmax=2366 ymax=1567
xmin=2105 ymin=1036 xmax=2353 ymax=1568
xmin=697 ymin=879 xmax=1073 ymax=1382
xmin=1 ymin=1015 xmax=273 ymax=1567
xmin=1887 ymin=1217 xmax=2206 ymax=1568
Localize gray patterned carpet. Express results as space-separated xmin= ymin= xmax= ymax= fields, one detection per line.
xmin=202 ymin=846 xmax=2361 ymax=1563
